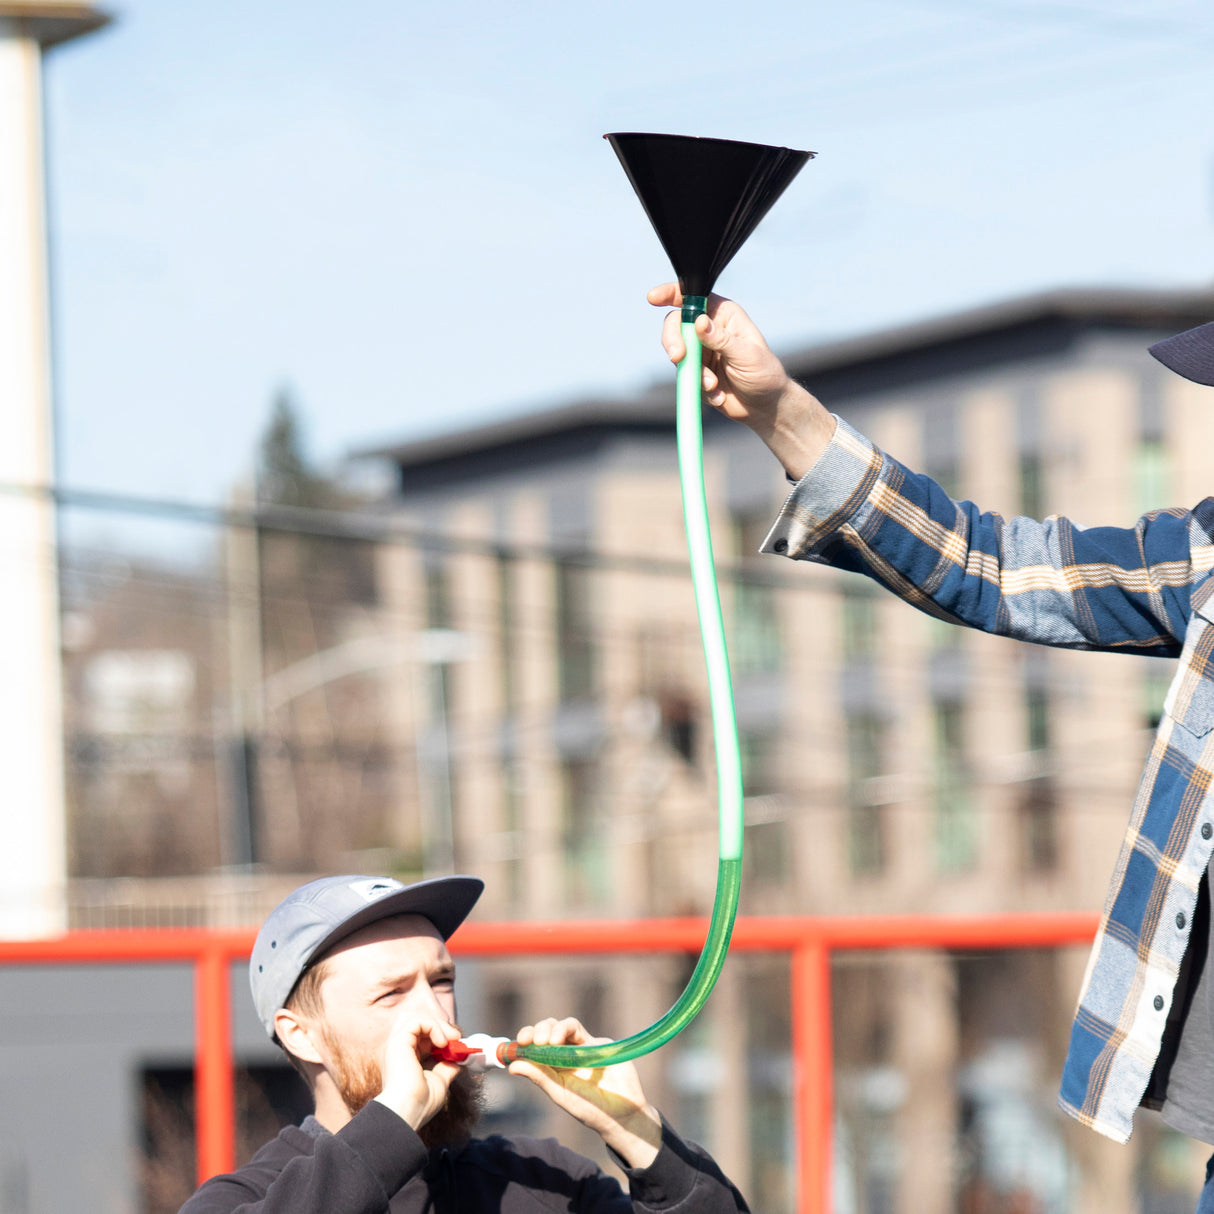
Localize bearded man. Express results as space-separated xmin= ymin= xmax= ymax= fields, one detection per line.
xmin=179 ymin=874 xmax=750 ymax=1214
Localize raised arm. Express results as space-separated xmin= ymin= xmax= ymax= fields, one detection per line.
xmin=651 ymin=284 xmax=1202 ymax=654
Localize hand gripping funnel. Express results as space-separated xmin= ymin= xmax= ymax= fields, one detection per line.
xmin=604 ymin=132 xmax=814 ymax=297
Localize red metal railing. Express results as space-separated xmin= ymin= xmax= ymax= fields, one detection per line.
xmin=0 ymin=912 xmax=1099 ymax=1210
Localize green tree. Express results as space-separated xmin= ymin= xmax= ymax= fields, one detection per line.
xmin=247 ymin=387 xmax=386 ymax=871
xmin=256 ymin=388 xmax=331 ymax=509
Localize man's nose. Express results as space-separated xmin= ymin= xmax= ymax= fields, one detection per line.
xmin=411 ymin=981 xmax=453 ymax=1020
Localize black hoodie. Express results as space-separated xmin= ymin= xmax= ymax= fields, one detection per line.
xmin=179 ymin=1100 xmax=750 ymax=1214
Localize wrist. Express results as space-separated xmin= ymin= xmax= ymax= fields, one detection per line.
xmin=762 ymin=384 xmax=833 ymax=481
xmin=373 ymin=1087 xmax=425 ymax=1130
xmin=602 ymin=1103 xmax=662 ymax=1170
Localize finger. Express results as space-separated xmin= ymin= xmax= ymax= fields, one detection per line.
xmin=505 ymin=1058 xmax=546 ymax=1088
xmin=552 ymin=1017 xmax=585 ymax=1044
xmin=421 ymin=1015 xmax=460 ymax=1043
xmin=647 ymin=282 xmax=683 ymax=307
xmin=528 ymin=1016 xmax=586 ymax=1048
xmin=661 ymin=310 xmax=685 ymax=364
xmin=529 ymin=1018 xmax=562 ymax=1047
xmin=427 ymin=1059 xmax=462 ymax=1082
xmin=403 ymin=1016 xmax=460 ymax=1058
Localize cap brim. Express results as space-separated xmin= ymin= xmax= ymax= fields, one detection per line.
xmin=306 ymin=874 xmax=483 ymax=970
xmin=1149 ymin=321 xmax=1214 ymax=387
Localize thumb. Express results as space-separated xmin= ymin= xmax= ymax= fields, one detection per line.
xmin=695 ymin=313 xmax=729 ymax=353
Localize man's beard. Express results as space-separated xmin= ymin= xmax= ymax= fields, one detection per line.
xmin=325 ymin=1033 xmax=485 ymax=1148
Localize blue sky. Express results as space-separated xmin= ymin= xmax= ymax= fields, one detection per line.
xmin=41 ymin=0 xmax=1214 ymax=520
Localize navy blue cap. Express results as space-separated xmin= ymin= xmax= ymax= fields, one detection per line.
xmin=1149 ymin=321 xmax=1214 ymax=387
xmin=249 ymin=874 xmax=483 ymax=1037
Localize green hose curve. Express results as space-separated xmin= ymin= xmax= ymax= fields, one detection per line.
xmin=508 ymin=294 xmax=745 ymax=1069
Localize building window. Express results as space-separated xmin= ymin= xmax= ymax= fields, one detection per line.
xmin=1022 ymin=683 xmax=1057 ymax=872
xmin=561 ymin=758 xmax=605 ymax=905
xmin=419 ymin=551 xmax=462 ymax=870
xmin=1137 ymin=372 xmax=1169 ymax=514
xmin=495 ymin=554 xmax=524 ymax=905
xmin=555 ymin=559 xmax=596 ymax=701
xmin=1144 ymin=660 xmax=1171 ymax=730
xmin=1027 ymin=686 xmax=1049 ymax=752
xmin=732 ymin=513 xmax=781 ymax=676
xmin=422 ymin=553 xmax=454 ymax=718
xmin=496 ymin=553 xmax=518 ymax=715
xmin=1016 ymin=389 xmax=1045 ymax=520
xmin=847 ymin=713 xmax=886 ymax=875
xmin=423 ymin=550 xmax=451 ymax=628
xmin=934 ymin=702 xmax=976 ymax=872
xmin=502 ymin=759 xmax=524 ymax=908
xmin=1019 ymin=453 xmax=1044 ymax=520
xmin=740 ymin=730 xmax=778 ymax=794
xmin=745 ymin=820 xmax=789 ymax=886
xmin=924 ymin=402 xmax=961 ymax=501
xmin=841 ymin=584 xmax=878 ymax=661
xmin=1135 ymin=438 xmax=1171 ymax=515
xmin=740 ymin=730 xmax=788 ymax=885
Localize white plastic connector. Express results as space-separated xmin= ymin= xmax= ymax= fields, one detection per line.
xmin=459 ymin=1034 xmax=512 ymax=1070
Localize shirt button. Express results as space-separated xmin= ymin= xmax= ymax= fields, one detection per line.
xmin=773 ymin=538 xmax=789 ymax=554
xmin=1178 ymin=913 xmax=1187 ymax=930
xmin=1154 ymin=995 xmax=1165 ymax=1011
xmin=1203 ymin=823 xmax=1212 ymax=840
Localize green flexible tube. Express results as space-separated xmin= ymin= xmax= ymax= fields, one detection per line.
xmin=507 ymin=294 xmax=745 ymax=1069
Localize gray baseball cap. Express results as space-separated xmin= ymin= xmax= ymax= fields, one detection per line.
xmin=250 ymin=873 xmax=484 ymax=1038
xmin=1149 ymin=321 xmax=1214 ymax=387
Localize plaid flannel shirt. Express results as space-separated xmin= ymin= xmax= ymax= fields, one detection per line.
xmin=760 ymin=416 xmax=1214 ymax=1143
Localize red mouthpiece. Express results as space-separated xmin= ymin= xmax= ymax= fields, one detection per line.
xmin=431 ymin=1040 xmax=483 ymax=1064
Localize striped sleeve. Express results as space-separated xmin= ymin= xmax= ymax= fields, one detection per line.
xmin=761 ymin=415 xmax=1207 ymax=654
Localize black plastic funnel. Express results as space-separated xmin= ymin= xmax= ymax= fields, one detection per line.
xmin=605 ymin=133 xmax=814 ymax=298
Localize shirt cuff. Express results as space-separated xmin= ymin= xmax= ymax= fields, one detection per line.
xmin=760 ymin=414 xmax=883 ymax=560
xmin=337 ymin=1101 xmax=429 ymax=1197
xmin=616 ymin=1114 xmax=700 ymax=1209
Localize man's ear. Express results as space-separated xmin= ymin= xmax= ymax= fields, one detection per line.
xmin=275 ymin=1008 xmax=325 ymax=1064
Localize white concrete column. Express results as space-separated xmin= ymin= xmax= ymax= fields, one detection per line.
xmin=0 ymin=24 xmax=65 ymax=936
xmin=0 ymin=6 xmax=108 ymax=935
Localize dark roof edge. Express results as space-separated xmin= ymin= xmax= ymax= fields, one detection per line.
xmin=356 ymin=285 xmax=1214 ymax=470
xmin=779 ymin=285 xmax=1214 ymax=379
xmin=354 ymin=391 xmax=672 ymax=468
